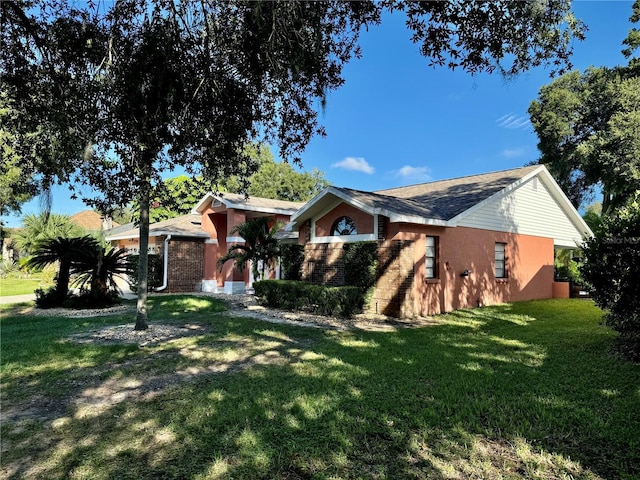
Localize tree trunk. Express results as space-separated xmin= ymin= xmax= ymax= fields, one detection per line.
xmin=135 ymin=179 xmax=151 ymax=330
xmin=56 ymin=259 xmax=71 ymax=305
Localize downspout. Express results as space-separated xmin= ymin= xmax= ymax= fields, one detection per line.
xmin=155 ymin=235 xmax=172 ymax=292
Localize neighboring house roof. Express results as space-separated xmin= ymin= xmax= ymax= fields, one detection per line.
xmin=70 ymin=210 xmax=120 ymax=231
xmin=105 ymin=214 xmax=209 ymax=241
xmin=289 ymin=165 xmax=592 ymax=247
xmin=192 ymin=192 xmax=304 ymax=216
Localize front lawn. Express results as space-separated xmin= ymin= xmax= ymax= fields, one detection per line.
xmin=1 ymin=297 xmax=638 ymax=479
xmin=0 ymin=275 xmax=53 ymax=296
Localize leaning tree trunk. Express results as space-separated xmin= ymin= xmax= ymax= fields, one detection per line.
xmin=135 ymin=178 xmax=151 ymax=330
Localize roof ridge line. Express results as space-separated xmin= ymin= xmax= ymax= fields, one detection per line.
xmin=374 ymin=164 xmax=539 ymax=193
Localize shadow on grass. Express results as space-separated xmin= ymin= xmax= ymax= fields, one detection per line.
xmin=1 ymin=299 xmax=639 ymax=479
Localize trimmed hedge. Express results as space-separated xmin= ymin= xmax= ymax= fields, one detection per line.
xmin=254 ymin=280 xmax=365 ymax=318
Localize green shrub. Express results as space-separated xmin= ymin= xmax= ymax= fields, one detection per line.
xmin=66 ymin=289 xmax=121 ymax=309
xmin=127 ymin=254 xmax=163 ymax=292
xmin=279 ymin=243 xmax=304 ymax=281
xmin=554 ymin=259 xmax=583 ymax=284
xmin=34 ymin=287 xmax=65 ymax=309
xmin=342 ymin=241 xmax=377 ymax=288
xmin=254 ymin=280 xmax=364 ymax=318
xmin=0 ymin=259 xmax=19 ymax=278
xmin=581 ymin=195 xmax=640 ymax=359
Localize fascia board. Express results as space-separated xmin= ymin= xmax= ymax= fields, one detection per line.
xmin=385 ymin=212 xmax=451 ymax=226
xmin=536 ymin=167 xmax=594 ymax=238
xmin=106 ymin=230 xmax=210 ymax=241
xmin=230 ymin=205 xmax=300 ymax=215
xmin=192 ymin=192 xmax=216 ymax=214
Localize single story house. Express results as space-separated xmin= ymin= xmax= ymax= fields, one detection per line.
xmin=106 ymin=165 xmax=592 ymax=318
xmin=285 ymin=164 xmax=592 ymax=317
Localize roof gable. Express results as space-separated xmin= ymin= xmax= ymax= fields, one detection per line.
xmin=375 ymin=165 xmax=540 ymax=220
xmin=192 ymin=192 xmax=304 ymax=215
xmin=291 ymin=166 xmax=543 ymax=226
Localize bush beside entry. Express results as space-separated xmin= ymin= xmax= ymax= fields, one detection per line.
xmin=254 ymin=280 xmax=364 ymax=319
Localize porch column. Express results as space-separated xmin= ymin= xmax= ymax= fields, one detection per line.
xmin=223 ymin=208 xmax=247 ymax=294
xmin=202 ymin=239 xmax=218 ymax=292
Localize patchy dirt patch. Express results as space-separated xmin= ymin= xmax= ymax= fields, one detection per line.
xmin=68 ymin=322 xmax=211 ymax=346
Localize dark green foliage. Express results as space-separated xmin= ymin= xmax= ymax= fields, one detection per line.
xmin=342 ymin=241 xmax=378 ymax=289
xmin=529 ymin=4 xmax=640 ymax=213
xmin=581 ymin=196 xmax=640 ymax=359
xmin=254 ymin=280 xmax=364 ymax=318
xmin=127 ymin=254 xmax=163 ymax=293
xmin=218 ymin=217 xmax=281 ymax=280
xmin=26 ymin=235 xmax=100 ymax=307
xmin=33 ymin=287 xmax=64 ymax=309
xmin=279 ymin=244 xmax=304 ymax=281
xmin=72 ymin=246 xmax=131 ymax=300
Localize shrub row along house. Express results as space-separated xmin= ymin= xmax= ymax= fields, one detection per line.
xmin=105 ymin=165 xmax=592 ymax=317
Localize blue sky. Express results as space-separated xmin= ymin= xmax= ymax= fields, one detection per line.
xmin=4 ymin=0 xmax=635 ymax=228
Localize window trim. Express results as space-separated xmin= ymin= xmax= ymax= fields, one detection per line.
xmin=495 ymin=242 xmax=507 ymax=279
xmin=425 ymin=235 xmax=438 ymax=279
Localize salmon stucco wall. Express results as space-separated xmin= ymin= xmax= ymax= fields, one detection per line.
xmin=315 ymin=203 xmax=374 ymax=237
xmin=403 ymin=225 xmax=554 ymax=316
xmin=301 ymin=219 xmax=555 ymax=318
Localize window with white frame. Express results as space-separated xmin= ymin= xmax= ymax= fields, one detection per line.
xmin=495 ymin=242 xmax=507 ymax=278
xmin=425 ymin=236 xmax=438 ymax=279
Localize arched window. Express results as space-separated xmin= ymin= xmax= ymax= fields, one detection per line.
xmin=331 ymin=216 xmax=357 ymax=236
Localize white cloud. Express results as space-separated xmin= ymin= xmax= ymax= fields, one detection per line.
xmin=331 ymin=157 xmax=375 ymax=174
xmin=496 ymin=113 xmax=531 ymax=130
xmin=502 ymin=148 xmax=526 ymax=158
xmin=395 ymin=165 xmax=432 ymax=181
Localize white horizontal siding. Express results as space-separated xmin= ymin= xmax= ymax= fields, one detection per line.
xmin=457 ymin=175 xmax=586 ymax=247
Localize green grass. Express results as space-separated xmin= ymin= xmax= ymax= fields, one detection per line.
xmin=1 ymin=297 xmax=638 ymax=479
xmin=0 ymin=275 xmax=53 ymax=296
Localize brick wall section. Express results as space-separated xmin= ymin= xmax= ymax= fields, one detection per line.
xmin=370 ymin=240 xmax=415 ymax=318
xmin=302 ymin=238 xmax=416 ymax=318
xmin=167 ymin=238 xmax=205 ymax=292
xmin=302 ymin=243 xmax=345 ymax=286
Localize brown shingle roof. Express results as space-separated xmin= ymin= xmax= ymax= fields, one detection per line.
xmin=105 ymin=214 xmax=208 ymax=240
xmin=372 ymin=165 xmax=540 ymax=220
xmin=70 ymin=210 xmax=120 ymax=230
xmin=291 ymin=165 xmax=542 ymax=227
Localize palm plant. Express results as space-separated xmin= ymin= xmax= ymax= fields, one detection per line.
xmin=72 ymin=246 xmax=131 ymax=300
xmin=218 ymin=217 xmax=282 ymax=281
xmin=13 ymin=213 xmax=85 ymax=256
xmin=26 ymin=235 xmax=100 ymax=305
